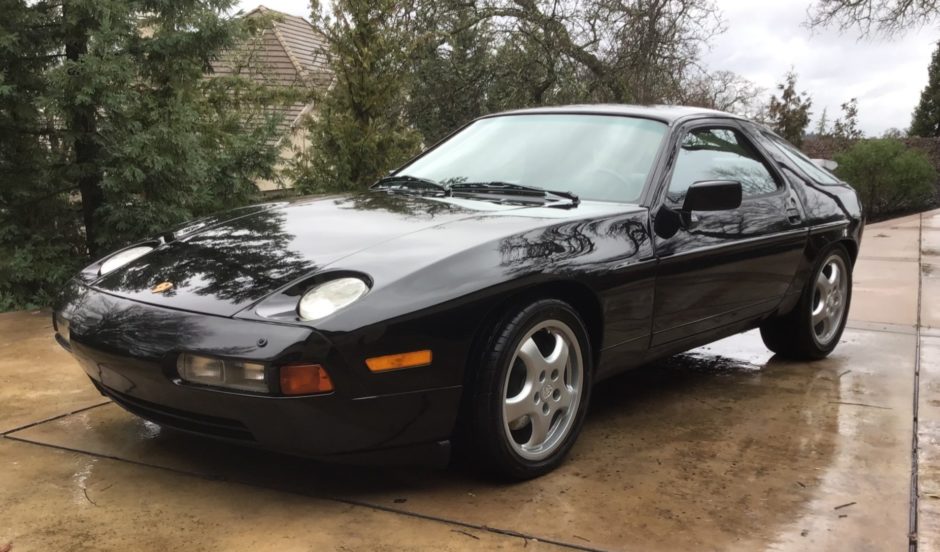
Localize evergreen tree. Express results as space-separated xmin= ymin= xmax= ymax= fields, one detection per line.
xmin=0 ymin=0 xmax=84 ymax=309
xmin=1 ymin=0 xmax=287 ymax=309
xmin=50 ymin=0 xmax=286 ymax=257
xmin=911 ymin=42 xmax=940 ymax=137
xmin=403 ymin=2 xmax=495 ymax=144
xmin=484 ymin=20 xmax=588 ymax=109
xmin=767 ymin=70 xmax=813 ymax=146
xmin=815 ymin=108 xmax=830 ymax=136
xmin=291 ymin=0 xmax=422 ymax=193
xmin=833 ymin=98 xmax=863 ymax=141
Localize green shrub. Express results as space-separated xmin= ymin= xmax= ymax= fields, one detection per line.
xmin=834 ymin=139 xmax=938 ymax=220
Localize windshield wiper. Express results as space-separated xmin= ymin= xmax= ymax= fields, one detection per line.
xmin=371 ymin=174 xmax=448 ymax=194
xmin=372 ymin=177 xmax=580 ymax=207
xmin=542 ymin=188 xmax=580 ymax=206
xmin=449 ymin=181 xmax=580 ymax=207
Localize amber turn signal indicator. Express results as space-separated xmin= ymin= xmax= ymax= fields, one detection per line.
xmin=365 ymin=350 xmax=432 ymax=372
xmin=280 ymin=363 xmax=333 ymax=395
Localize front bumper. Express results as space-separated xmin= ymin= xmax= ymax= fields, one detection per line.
xmin=54 ymin=282 xmax=461 ymax=464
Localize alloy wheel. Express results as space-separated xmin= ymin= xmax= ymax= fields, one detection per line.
xmin=811 ymin=253 xmax=849 ymax=346
xmin=501 ymin=319 xmax=583 ymax=461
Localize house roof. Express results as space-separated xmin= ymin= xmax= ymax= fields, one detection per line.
xmin=242 ymin=6 xmax=331 ymax=86
xmin=211 ymin=6 xmax=331 ymax=136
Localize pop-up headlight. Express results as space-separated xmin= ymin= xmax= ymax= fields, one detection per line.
xmin=297 ymin=277 xmax=369 ymax=321
xmin=98 ymin=245 xmax=155 ymax=275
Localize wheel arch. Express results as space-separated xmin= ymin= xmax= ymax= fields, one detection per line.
xmin=453 ymin=279 xmax=603 ymax=475
xmin=839 ymin=238 xmax=859 ymax=265
xmin=470 ymin=280 xmax=604 ymax=372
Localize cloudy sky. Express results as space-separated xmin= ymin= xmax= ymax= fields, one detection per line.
xmin=236 ymin=0 xmax=937 ymax=136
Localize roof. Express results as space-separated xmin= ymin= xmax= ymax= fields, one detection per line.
xmin=244 ymin=6 xmax=331 ymax=85
xmin=210 ymin=5 xmax=331 ymax=136
xmin=496 ymin=104 xmax=744 ymax=124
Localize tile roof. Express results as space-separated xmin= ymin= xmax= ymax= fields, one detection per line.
xmin=261 ymin=7 xmax=332 ymax=85
xmin=210 ymin=5 xmax=332 ymax=137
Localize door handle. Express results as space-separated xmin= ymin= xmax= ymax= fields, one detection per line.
xmin=786 ymin=207 xmax=802 ymax=225
xmin=786 ymin=195 xmax=803 ymax=225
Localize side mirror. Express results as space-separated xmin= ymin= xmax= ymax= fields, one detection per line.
xmin=812 ymin=158 xmax=838 ymax=171
xmin=682 ymin=180 xmax=742 ymax=212
xmin=653 ymin=180 xmax=743 ymax=239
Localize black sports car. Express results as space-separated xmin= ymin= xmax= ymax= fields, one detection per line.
xmin=54 ymin=105 xmax=862 ymax=479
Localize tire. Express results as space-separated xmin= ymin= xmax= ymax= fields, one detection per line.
xmin=760 ymin=244 xmax=852 ymax=360
xmin=465 ymin=299 xmax=593 ymax=480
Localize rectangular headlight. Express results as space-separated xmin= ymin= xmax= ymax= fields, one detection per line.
xmin=177 ymin=354 xmax=268 ymax=393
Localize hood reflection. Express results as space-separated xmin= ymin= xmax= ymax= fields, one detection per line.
xmin=331 ymin=191 xmax=472 ymax=218
xmin=98 ymin=210 xmax=314 ymax=305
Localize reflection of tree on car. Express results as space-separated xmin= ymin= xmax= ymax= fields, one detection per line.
xmin=98 ymin=211 xmax=314 ymax=305
xmin=498 ymin=218 xmax=650 ymax=276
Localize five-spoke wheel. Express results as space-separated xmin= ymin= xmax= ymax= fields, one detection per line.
xmin=760 ymin=245 xmax=853 ymax=359
xmin=810 ymin=255 xmax=848 ymax=346
xmin=502 ymin=320 xmax=583 ymax=461
xmin=466 ymin=299 xmax=592 ymax=479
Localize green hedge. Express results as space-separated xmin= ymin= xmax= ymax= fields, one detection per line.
xmin=834 ymin=139 xmax=938 ymax=220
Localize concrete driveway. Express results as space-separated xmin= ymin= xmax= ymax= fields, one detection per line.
xmin=2 ymin=210 xmax=938 ymax=551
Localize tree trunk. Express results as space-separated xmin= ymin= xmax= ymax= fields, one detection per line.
xmin=63 ymin=0 xmax=104 ymax=258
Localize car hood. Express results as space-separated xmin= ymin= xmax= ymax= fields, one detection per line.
xmin=91 ymin=192 xmax=631 ymax=317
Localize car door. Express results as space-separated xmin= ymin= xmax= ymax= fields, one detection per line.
xmin=649 ymin=120 xmax=807 ymax=347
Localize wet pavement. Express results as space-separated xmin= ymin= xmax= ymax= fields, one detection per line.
xmin=1 ymin=210 xmax=938 ymax=551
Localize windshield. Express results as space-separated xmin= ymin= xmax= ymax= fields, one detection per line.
xmin=400 ymin=114 xmax=668 ymax=203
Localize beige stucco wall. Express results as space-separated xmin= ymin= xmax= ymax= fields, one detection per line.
xmin=255 ymin=124 xmax=311 ymax=192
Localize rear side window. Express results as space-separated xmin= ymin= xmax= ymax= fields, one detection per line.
xmin=763 ymin=133 xmax=840 ymax=185
xmin=667 ymin=127 xmax=779 ymax=203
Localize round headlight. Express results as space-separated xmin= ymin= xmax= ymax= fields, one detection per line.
xmin=298 ymin=277 xmax=369 ymax=321
xmin=99 ymin=245 xmax=154 ymax=275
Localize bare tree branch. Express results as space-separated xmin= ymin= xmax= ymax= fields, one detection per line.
xmin=808 ymin=0 xmax=940 ymax=36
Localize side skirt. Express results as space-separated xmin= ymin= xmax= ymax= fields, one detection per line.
xmin=594 ymin=314 xmax=769 ymax=383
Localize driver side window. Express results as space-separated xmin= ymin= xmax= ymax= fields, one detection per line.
xmin=667 ymin=127 xmax=779 ymax=203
